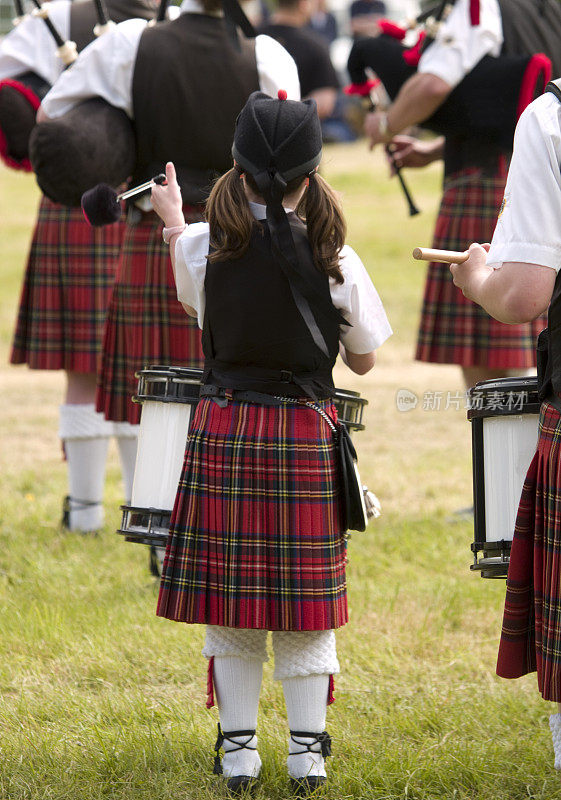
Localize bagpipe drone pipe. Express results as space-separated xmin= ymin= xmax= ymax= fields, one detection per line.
xmin=347 ymin=25 xmax=552 ymax=150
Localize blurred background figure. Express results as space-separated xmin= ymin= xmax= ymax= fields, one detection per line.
xmin=349 ymin=0 xmax=386 ymax=39
xmin=260 ymin=0 xmax=339 ymax=121
xmin=307 ymin=0 xmax=338 ymax=44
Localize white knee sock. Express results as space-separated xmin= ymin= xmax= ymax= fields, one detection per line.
xmin=113 ymin=422 xmax=139 ymax=503
xmin=213 ymin=655 xmax=263 ymax=778
xmin=550 ymin=713 xmax=561 ymax=769
xmin=282 ymin=673 xmax=330 ymax=779
xmin=59 ymin=404 xmax=113 ymax=532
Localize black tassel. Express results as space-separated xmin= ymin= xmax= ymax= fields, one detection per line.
xmin=318 ymin=731 xmax=332 ymax=758
xmin=213 ymin=723 xmax=224 ymax=775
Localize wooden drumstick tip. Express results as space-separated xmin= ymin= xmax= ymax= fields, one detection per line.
xmin=412 ymin=246 xmax=469 ymax=264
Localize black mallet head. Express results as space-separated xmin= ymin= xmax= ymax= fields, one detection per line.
xmin=81 ymin=182 xmax=121 ymax=227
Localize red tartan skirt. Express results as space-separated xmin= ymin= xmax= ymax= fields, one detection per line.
xmin=156 ymin=397 xmax=348 ymax=631
xmin=10 ymin=195 xmax=123 ymax=372
xmin=96 ymin=208 xmax=205 ymax=424
xmin=496 ymin=402 xmax=561 ymax=701
xmin=416 ymin=164 xmax=546 ymax=368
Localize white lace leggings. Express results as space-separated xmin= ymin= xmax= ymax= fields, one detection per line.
xmin=202 ymin=626 xmax=340 ymax=679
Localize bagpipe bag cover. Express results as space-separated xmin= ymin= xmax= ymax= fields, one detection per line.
xmin=0 ymin=72 xmax=51 ymax=170
xmin=29 ymin=97 xmax=136 ymax=207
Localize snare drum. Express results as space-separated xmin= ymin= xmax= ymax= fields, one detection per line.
xmin=468 ymin=376 xmax=540 ymax=578
xmin=118 ymin=366 xmax=202 ymax=548
xmin=119 ymin=372 xmax=369 ymax=549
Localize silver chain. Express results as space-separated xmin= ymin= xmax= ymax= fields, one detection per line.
xmin=273 ymin=396 xmax=338 ymax=434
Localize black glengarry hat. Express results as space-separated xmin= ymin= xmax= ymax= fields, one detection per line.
xmin=232 ymin=90 xmax=322 ymax=187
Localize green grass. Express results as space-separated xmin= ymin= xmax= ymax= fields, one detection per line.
xmin=0 ymin=151 xmax=558 ymax=799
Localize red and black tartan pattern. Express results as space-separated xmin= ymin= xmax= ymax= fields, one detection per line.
xmin=96 ymin=208 xmax=205 ymax=424
xmin=496 ymin=402 xmax=561 ymax=701
xmin=10 ymin=195 xmax=123 ymax=372
xmin=156 ymin=397 xmax=348 ymax=631
xmin=416 ymin=164 xmax=546 ymax=368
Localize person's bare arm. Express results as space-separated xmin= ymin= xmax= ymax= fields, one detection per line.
xmin=450 ymin=243 xmax=556 ymax=324
xmin=365 ymin=72 xmax=452 ymax=148
xmin=341 ymin=346 xmax=376 ymax=374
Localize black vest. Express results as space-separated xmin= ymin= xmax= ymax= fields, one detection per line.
xmin=131 ymin=14 xmax=259 ymax=204
xmin=536 ymin=80 xmax=561 ymax=411
xmin=446 ymin=0 xmax=561 ymax=176
xmin=202 ymin=217 xmax=340 ymax=398
xmin=69 ymin=0 xmax=156 ymax=54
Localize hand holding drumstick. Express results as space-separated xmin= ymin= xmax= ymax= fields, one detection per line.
xmin=413 ymin=243 xmax=492 ymax=304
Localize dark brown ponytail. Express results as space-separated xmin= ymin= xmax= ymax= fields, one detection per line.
xmin=296 ymin=172 xmax=346 ymax=284
xmin=205 ymin=166 xmax=255 ymax=263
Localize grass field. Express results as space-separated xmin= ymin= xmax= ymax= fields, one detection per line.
xmin=0 ymin=148 xmax=558 ymax=800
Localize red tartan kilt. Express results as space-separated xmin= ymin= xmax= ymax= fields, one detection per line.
xmin=10 ymin=195 xmax=123 ymax=372
xmin=96 ymin=208 xmax=205 ymax=424
xmin=496 ymin=402 xmax=561 ymax=701
xmin=156 ymin=397 xmax=348 ymax=631
xmin=416 ymin=164 xmax=546 ymax=368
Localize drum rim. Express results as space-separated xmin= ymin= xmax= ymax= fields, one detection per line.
xmin=467 ymin=375 xmax=540 ymax=419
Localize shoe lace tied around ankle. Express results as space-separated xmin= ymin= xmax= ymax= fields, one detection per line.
xmin=213 ymin=723 xmax=257 ymax=775
xmin=289 ymin=731 xmax=332 ymax=759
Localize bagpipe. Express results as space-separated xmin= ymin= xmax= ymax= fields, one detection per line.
xmin=0 ymin=0 xmax=78 ymax=171
xmin=346 ymin=1 xmax=552 ymax=151
xmin=18 ymin=0 xmax=256 ymax=210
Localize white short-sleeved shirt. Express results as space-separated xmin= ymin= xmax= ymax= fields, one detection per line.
xmin=0 ymin=0 xmax=71 ymax=84
xmin=42 ymin=0 xmax=300 ymax=119
xmin=417 ymin=0 xmax=502 ymax=90
xmin=487 ymin=91 xmax=561 ymax=273
xmin=174 ymin=204 xmax=392 ymax=354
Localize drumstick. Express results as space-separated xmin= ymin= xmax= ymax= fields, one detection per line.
xmin=412 ymin=247 xmax=469 ymax=264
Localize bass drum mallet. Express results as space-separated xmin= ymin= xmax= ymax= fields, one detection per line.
xmin=81 ymin=173 xmax=166 ymax=227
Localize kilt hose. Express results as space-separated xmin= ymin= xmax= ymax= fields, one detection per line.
xmin=10 ymin=195 xmax=123 ymax=372
xmin=96 ymin=207 xmax=205 ymax=425
xmin=416 ymin=164 xmax=546 ymax=368
xmin=156 ymin=397 xmax=348 ymax=632
xmin=496 ymin=402 xmax=561 ymax=702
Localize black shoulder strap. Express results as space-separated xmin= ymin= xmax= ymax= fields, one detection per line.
xmin=545 ymin=80 xmax=561 ymax=103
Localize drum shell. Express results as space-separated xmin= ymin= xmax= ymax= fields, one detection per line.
xmin=468 ymin=377 xmax=540 ymax=577
xmin=130 ymin=366 xmax=202 ymax=511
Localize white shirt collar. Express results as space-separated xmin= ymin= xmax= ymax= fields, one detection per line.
xmin=249 ymin=201 xmax=294 ymax=219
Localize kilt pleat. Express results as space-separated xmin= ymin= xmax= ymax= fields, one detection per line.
xmin=10 ymin=195 xmax=122 ymax=372
xmin=496 ymin=402 xmax=561 ymax=701
xmin=156 ymin=397 xmax=348 ymax=631
xmin=416 ymin=165 xmax=546 ymax=367
xmin=96 ymin=209 xmax=205 ymax=424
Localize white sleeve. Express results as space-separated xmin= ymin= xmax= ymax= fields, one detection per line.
xmin=330 ymin=245 xmax=392 ymax=352
xmin=255 ymin=34 xmax=300 ymax=100
xmin=41 ymin=17 xmax=147 ymax=118
xmin=487 ymin=93 xmax=561 ymax=273
xmin=0 ymin=0 xmax=70 ymax=84
xmin=174 ymin=222 xmax=211 ymax=327
xmin=417 ymin=0 xmax=502 ymax=89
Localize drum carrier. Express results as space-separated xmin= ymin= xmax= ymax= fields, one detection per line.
xmin=119 ymin=365 xmax=369 ymax=548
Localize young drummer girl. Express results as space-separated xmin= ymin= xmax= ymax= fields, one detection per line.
xmin=151 ymin=91 xmax=391 ymax=795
